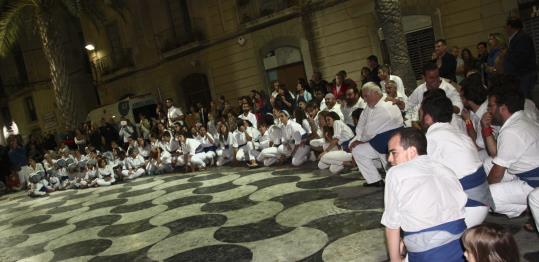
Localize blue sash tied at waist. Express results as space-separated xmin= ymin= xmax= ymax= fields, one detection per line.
xmin=368 ymin=127 xmax=403 ymax=154
xmin=203 ymin=146 xmax=217 ymax=153
xmin=517 ymin=166 xmax=539 ymax=188
xmin=459 ymin=167 xmax=494 ymax=208
xmin=403 ymin=219 xmax=466 ymax=262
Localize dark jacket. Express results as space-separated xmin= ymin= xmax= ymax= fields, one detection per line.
xmin=435 ymin=52 xmax=457 ymax=82
xmin=504 ymin=30 xmax=537 ymax=76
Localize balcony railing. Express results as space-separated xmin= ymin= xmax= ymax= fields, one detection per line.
xmin=237 ymin=0 xmax=299 ymax=24
xmin=94 ymin=48 xmax=134 ymax=77
xmin=154 ymin=18 xmax=205 ymax=55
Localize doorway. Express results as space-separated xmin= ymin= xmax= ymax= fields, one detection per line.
xmin=264 ymin=46 xmax=307 ymax=93
xmin=181 ymin=73 xmax=212 ymax=109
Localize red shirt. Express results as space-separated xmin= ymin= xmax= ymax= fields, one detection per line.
xmin=331 ymin=83 xmax=349 ymax=100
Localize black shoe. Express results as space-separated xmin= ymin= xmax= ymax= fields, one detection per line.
xmin=363 ymin=180 xmax=385 ymax=187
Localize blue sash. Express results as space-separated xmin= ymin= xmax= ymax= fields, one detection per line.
xmin=341 ymin=139 xmax=353 ymax=152
xmin=203 ymin=146 xmax=217 ymax=153
xmin=301 ymin=133 xmax=308 ymax=140
xmin=236 ymin=143 xmax=247 ymax=148
xmin=403 ymin=219 xmax=466 ymax=262
xmin=517 ymin=166 xmax=539 ymax=188
xmin=347 ymin=124 xmax=356 ymax=134
xmin=459 ymin=167 xmax=493 ymax=208
xmin=368 ymin=127 xmax=403 ymax=154
xmin=195 ymin=146 xmax=204 ymax=154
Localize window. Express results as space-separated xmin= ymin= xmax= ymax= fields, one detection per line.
xmin=405 ymin=28 xmax=435 ymax=79
xmin=167 ymin=0 xmax=192 ymax=37
xmin=25 ymin=96 xmax=37 ymax=122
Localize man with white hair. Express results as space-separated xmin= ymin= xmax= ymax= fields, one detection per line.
xmin=349 ymin=82 xmax=404 ymax=187
xmin=322 ymin=93 xmax=344 ymax=120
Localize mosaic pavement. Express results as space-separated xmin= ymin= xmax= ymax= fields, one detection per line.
xmin=0 ymin=165 xmax=537 ymax=262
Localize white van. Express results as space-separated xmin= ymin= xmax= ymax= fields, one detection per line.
xmin=87 ymin=94 xmax=158 ymax=125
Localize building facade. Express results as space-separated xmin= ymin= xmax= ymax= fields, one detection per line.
xmin=0 ymin=0 xmax=523 ymax=143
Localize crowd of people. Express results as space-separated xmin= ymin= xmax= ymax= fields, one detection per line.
xmin=0 ymin=16 xmax=537 ymax=262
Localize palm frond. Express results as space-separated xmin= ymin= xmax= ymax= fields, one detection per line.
xmin=0 ymin=1 xmax=35 ymax=56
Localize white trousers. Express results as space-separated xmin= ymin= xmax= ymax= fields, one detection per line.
xmin=529 ymin=188 xmax=539 ymax=232
xmin=202 ymin=151 xmax=216 ymax=163
xmin=318 ymin=150 xmax=352 ymax=174
xmin=190 ymin=153 xmax=207 ymax=168
xmin=96 ymin=177 xmax=115 ymax=186
xmin=351 ymin=143 xmax=386 ymax=184
xmin=236 ymin=144 xmax=255 ymax=162
xmin=278 ymin=144 xmax=311 ymax=166
xmin=122 ymin=168 xmax=145 ymax=180
xmin=216 ymin=148 xmax=233 ymax=166
xmin=256 ymin=147 xmax=280 ymax=167
xmin=310 ymin=138 xmax=325 ymax=149
xmin=489 ymin=178 xmax=534 ymax=218
xmin=464 ymin=206 xmax=489 ymax=227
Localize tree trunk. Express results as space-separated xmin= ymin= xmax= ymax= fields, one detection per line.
xmin=35 ymin=8 xmax=95 ymax=131
xmin=375 ymin=0 xmax=416 ymax=95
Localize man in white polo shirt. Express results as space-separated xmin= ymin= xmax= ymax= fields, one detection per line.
xmin=482 ymin=89 xmax=539 ymax=218
xmin=165 ymin=98 xmax=184 ymax=127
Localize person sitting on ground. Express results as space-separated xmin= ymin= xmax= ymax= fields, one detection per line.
xmin=349 ymin=82 xmax=403 ymax=187
xmin=481 ymin=89 xmax=539 ymax=218
xmin=421 ymin=94 xmax=493 ymax=227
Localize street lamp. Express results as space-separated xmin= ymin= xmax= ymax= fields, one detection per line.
xmin=85 ymin=44 xmax=95 ymax=51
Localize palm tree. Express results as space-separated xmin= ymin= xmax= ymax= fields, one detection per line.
xmin=0 ymin=1 xmax=121 ymax=130
xmin=375 ymin=0 xmax=416 ymax=95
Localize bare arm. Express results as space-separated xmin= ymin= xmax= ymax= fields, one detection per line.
xmin=481 ymin=112 xmax=497 ymax=157
xmin=386 ymin=227 xmax=403 ymax=262
xmin=487 ymin=164 xmax=506 ymax=184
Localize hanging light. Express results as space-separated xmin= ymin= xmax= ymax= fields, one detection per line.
xmin=85 ymin=44 xmax=95 ymax=51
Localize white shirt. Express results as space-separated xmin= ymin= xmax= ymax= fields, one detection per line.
xmin=239 ymin=112 xmax=258 ymax=128
xmin=426 ymin=122 xmax=483 ymax=178
xmin=341 ymin=98 xmax=366 ymax=126
xmin=451 ymin=114 xmax=467 ymax=135
xmin=380 ymin=75 xmax=407 ymax=98
xmin=382 ymin=92 xmax=408 ymax=112
xmin=352 ymin=99 xmax=403 ymax=143
xmin=296 ymin=118 xmax=312 ymax=134
xmin=126 ymin=154 xmax=145 ymax=169
xmin=198 ymin=133 xmax=215 ymax=148
xmin=167 ymin=106 xmax=184 ymax=126
xmin=381 ymin=155 xmax=467 ymax=231
xmin=182 ymin=138 xmax=201 ymax=155
xmin=136 ymin=144 xmax=151 ymax=158
xmin=268 ymin=125 xmax=282 ymax=145
xmin=218 ymin=132 xmax=235 ymax=148
xmin=233 ymin=130 xmax=248 ymax=148
xmin=493 ymin=111 xmax=539 ymax=174
xmin=407 ymin=80 xmax=463 ymax=115
xmin=282 ymin=120 xmax=306 ymax=145
xmin=524 ymin=99 xmax=539 ymax=122
xmin=324 ymin=103 xmax=345 ymax=120
xmin=332 ymin=120 xmax=355 ymax=144
xmin=246 ymin=126 xmax=260 ymax=142
xmin=161 ymin=137 xmax=179 ymax=153
xmin=160 ymin=150 xmax=173 ymax=165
